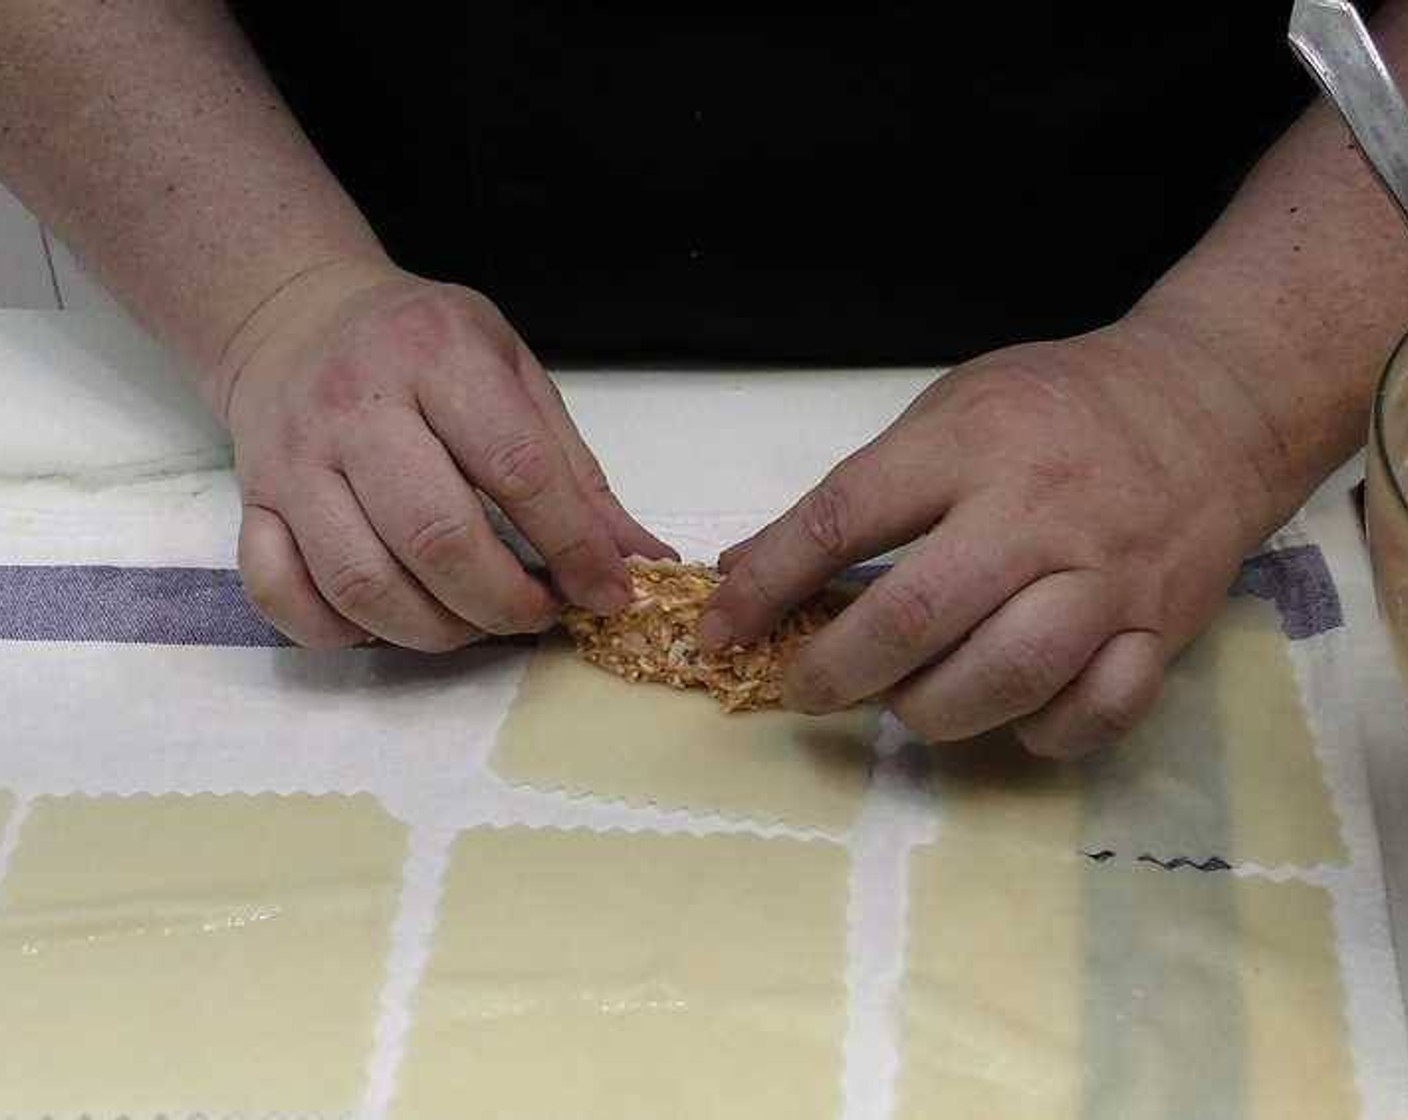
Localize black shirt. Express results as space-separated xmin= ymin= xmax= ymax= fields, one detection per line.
xmin=231 ymin=3 xmax=1329 ymax=364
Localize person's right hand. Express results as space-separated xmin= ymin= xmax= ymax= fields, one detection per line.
xmin=209 ymin=258 xmax=673 ymax=651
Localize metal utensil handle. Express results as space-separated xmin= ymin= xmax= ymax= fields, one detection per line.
xmin=1290 ymin=0 xmax=1408 ymax=221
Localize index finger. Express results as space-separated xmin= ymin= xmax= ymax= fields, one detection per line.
xmin=784 ymin=499 xmax=1052 ymax=713
xmin=420 ymin=358 xmax=630 ymax=616
xmin=700 ymin=433 xmax=954 ymax=650
xmin=514 ymin=346 xmax=678 ymax=562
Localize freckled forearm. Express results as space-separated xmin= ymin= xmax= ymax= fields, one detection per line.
xmin=1130 ymin=1 xmax=1408 ymax=516
xmin=0 ymin=0 xmax=388 ymax=378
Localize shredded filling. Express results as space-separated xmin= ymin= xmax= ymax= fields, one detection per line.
xmin=561 ymin=558 xmax=845 ymax=712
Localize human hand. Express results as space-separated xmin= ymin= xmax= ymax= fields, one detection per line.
xmin=702 ymin=316 xmax=1296 ymax=757
xmin=211 ymin=259 xmax=672 ymax=650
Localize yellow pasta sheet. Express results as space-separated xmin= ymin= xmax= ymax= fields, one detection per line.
xmin=394 ymin=827 xmax=849 ymax=1119
xmin=900 ymin=837 xmax=1356 ymax=1119
xmin=493 ymin=639 xmax=877 ymax=830
xmin=929 ymin=596 xmax=1343 ymax=867
xmin=0 ymin=793 xmax=406 ymax=1115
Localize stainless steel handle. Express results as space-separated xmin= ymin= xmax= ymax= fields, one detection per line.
xmin=1290 ymin=0 xmax=1408 ymax=221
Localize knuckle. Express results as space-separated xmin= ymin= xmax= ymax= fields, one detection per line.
xmin=297 ymin=628 xmax=364 ymax=652
xmin=578 ymin=453 xmax=613 ymax=497
xmin=1021 ymin=720 xmax=1098 ymax=761
xmin=730 ymin=560 xmax=786 ymax=618
xmin=240 ymin=560 xmax=291 ymax=620
xmin=407 ymin=623 xmax=480 ymax=654
xmin=453 ymin=285 xmax=517 ymax=339
xmin=542 ymin=531 xmax=595 ymax=568
xmin=238 ymin=474 xmax=282 ymax=513
xmin=378 ymin=288 xmax=459 ymax=361
xmin=890 ymin=693 xmax=947 ymax=744
xmin=477 ymin=601 xmax=544 ymax=636
xmin=864 ymin=577 xmax=943 ymax=652
xmin=468 ymin=350 xmax=522 ymax=390
xmin=975 ymin=634 xmax=1063 ymax=714
xmin=311 ymin=357 xmax=379 ymax=416
xmin=239 ymin=423 xmax=323 ymax=481
xmin=483 ymin=431 xmax=555 ymax=503
xmin=797 ymin=479 xmax=853 ymax=559
xmin=406 ymin=515 xmax=476 ymax=574
xmin=424 ymin=353 xmax=516 ymax=419
xmin=324 ymin=558 xmax=395 ymax=615
xmin=1022 ymin=452 xmax=1095 ymax=508
xmin=950 ymin=379 xmax=1021 ymax=436
xmin=786 ymin=656 xmax=843 ymax=713
xmin=1082 ymin=689 xmax=1147 ymax=745
xmin=275 ymin=414 xmax=316 ymax=462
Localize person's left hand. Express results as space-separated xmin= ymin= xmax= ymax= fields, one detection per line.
xmin=699 ymin=314 xmax=1297 ymax=758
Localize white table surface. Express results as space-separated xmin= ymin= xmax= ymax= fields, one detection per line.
xmin=4 ymin=91 xmax=1408 ymax=1098
xmin=1 ymin=285 xmax=1406 ymax=1081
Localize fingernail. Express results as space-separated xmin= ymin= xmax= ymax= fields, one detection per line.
xmin=698 ymin=610 xmax=733 ymax=652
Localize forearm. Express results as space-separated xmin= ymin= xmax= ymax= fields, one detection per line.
xmin=1131 ymin=2 xmax=1408 ymax=520
xmin=0 ymin=0 xmax=387 ymax=381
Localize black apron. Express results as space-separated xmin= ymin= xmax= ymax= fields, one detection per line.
xmin=230 ymin=3 xmax=1330 ymax=364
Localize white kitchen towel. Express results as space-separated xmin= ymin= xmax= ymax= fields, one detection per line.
xmin=0 ymin=310 xmax=1405 ymax=1119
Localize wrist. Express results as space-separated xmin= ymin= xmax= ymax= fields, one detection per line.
xmin=204 ymin=253 xmax=404 ymax=427
xmin=1126 ymin=264 xmax=1381 ymax=534
xmin=1114 ymin=297 xmax=1338 ymax=544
